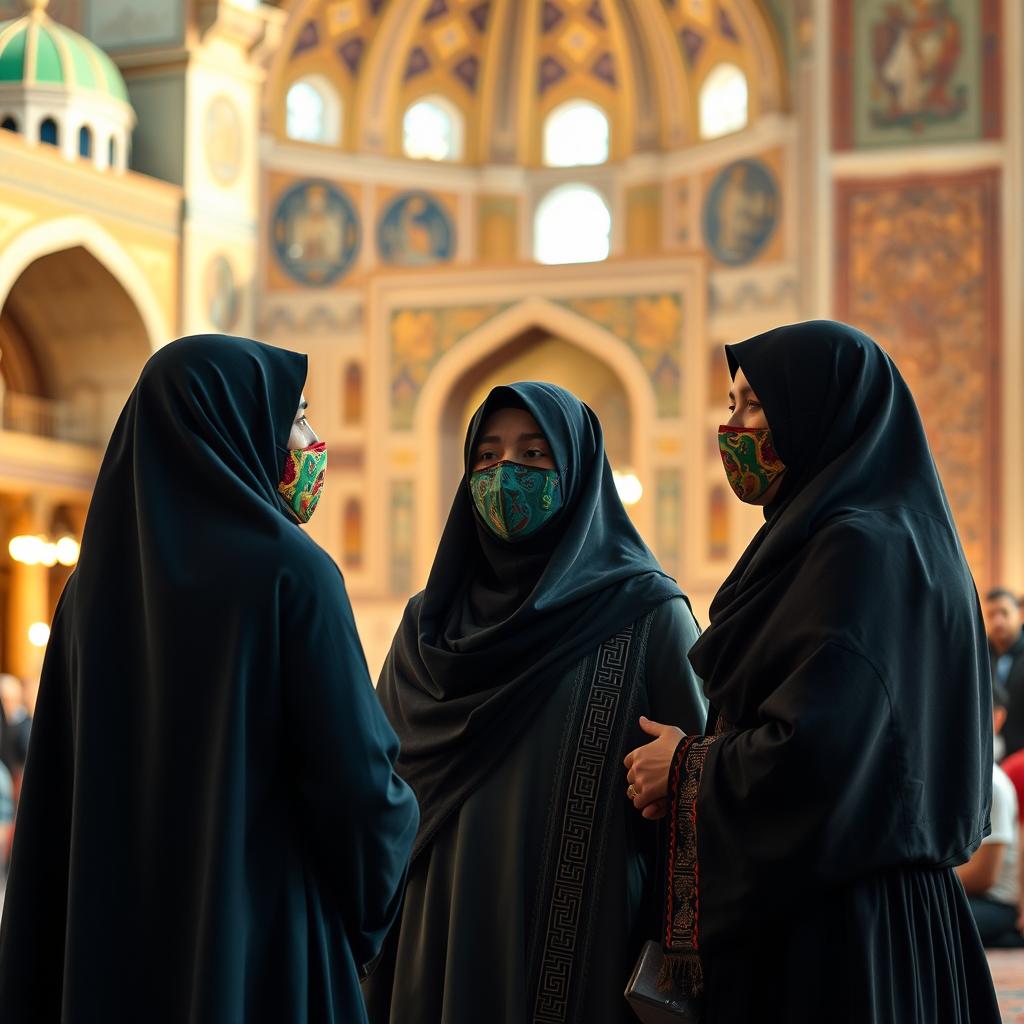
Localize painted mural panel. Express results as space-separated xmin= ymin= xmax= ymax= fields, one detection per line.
xmin=377 ymin=190 xmax=456 ymax=266
xmin=702 ymin=158 xmax=779 ymax=267
xmin=270 ymin=179 xmax=361 ymax=287
xmin=835 ymin=169 xmax=1000 ymax=585
xmin=390 ymin=303 xmax=512 ymax=428
xmin=555 ymin=294 xmax=684 ymax=417
xmin=833 ymin=0 xmax=1001 ymax=149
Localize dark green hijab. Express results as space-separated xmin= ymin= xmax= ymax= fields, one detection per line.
xmin=378 ymin=382 xmax=683 ymax=859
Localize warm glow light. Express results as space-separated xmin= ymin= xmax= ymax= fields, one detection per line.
xmin=28 ymin=622 xmax=50 ymax=648
xmin=9 ymin=533 xmax=81 ymax=567
xmin=9 ymin=535 xmax=37 ymax=564
xmin=55 ymin=535 xmax=80 ymax=566
xmin=613 ymin=471 xmax=644 ymax=506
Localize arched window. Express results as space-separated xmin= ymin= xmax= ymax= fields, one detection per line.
xmin=402 ymin=96 xmax=464 ymax=161
xmin=699 ymin=63 xmax=749 ymax=139
xmin=39 ymin=117 xmax=59 ymax=146
xmin=78 ymin=125 xmax=92 ymax=158
xmin=534 ymin=184 xmax=611 ymax=265
xmin=343 ymin=361 xmax=363 ymax=426
xmin=108 ymin=135 xmax=118 ymax=167
xmin=1 ymin=115 xmax=17 ymax=133
xmin=543 ymin=100 xmax=609 ymax=167
xmin=286 ymin=76 xmax=342 ymax=145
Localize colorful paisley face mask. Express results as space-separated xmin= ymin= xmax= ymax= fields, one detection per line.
xmin=718 ymin=426 xmax=785 ymax=503
xmin=278 ymin=441 xmax=327 ymax=523
xmin=470 ymin=460 xmax=563 ymax=542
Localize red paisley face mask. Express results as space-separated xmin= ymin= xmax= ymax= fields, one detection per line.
xmin=717 ymin=426 xmax=785 ymax=502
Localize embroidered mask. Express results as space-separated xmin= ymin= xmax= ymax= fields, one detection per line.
xmin=718 ymin=426 xmax=785 ymax=503
xmin=278 ymin=440 xmax=327 ymax=523
xmin=470 ymin=461 xmax=562 ymax=542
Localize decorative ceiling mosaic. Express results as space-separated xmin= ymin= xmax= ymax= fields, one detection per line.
xmin=661 ymin=0 xmax=752 ymax=80
xmin=288 ymin=0 xmax=392 ymax=80
xmin=403 ymin=0 xmax=493 ymax=94
xmin=537 ymin=0 xmax=617 ymax=99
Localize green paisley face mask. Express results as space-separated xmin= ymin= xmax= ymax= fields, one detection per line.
xmin=278 ymin=441 xmax=327 ymax=523
xmin=718 ymin=426 xmax=785 ymax=503
xmin=470 ymin=461 xmax=563 ymax=542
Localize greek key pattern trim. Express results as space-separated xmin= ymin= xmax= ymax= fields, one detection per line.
xmin=532 ymin=625 xmax=633 ymax=1024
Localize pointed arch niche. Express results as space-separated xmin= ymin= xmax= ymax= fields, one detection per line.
xmin=412 ymin=299 xmax=657 ymax=585
xmin=367 ymin=259 xmax=707 ymax=598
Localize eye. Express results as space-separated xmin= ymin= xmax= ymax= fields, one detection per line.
xmin=525 ymin=448 xmax=548 ymax=459
xmin=477 ymin=449 xmax=498 ymax=462
xmin=747 ymin=402 xmax=761 ymax=412
xmin=727 ymin=405 xmax=735 ymax=413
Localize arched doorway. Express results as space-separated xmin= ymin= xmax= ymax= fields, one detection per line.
xmin=411 ymin=299 xmax=657 ymax=585
xmin=0 ymin=244 xmax=153 ymax=681
xmin=0 ymin=245 xmax=152 ymax=443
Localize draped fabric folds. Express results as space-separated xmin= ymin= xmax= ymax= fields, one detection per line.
xmin=377 ymin=382 xmax=682 ymax=859
xmin=0 ymin=335 xmax=418 ymax=1023
xmin=664 ymin=321 xmax=998 ymax=1021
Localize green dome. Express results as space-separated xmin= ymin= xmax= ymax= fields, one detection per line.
xmin=0 ymin=2 xmax=129 ymax=105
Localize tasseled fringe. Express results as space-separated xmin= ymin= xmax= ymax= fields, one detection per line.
xmin=658 ymin=951 xmax=704 ymax=997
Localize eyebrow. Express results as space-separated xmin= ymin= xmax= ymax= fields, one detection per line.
xmin=475 ymin=432 xmax=548 ymax=446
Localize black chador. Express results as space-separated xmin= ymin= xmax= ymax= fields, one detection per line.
xmin=659 ymin=322 xmax=999 ymax=1023
xmin=364 ymin=382 xmax=707 ymax=1024
xmin=0 ymin=336 xmax=418 ymax=1023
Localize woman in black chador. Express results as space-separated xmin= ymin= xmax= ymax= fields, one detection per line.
xmin=363 ymin=383 xmax=707 ymax=1024
xmin=626 ymin=321 xmax=1000 ymax=1022
xmin=0 ymin=335 xmax=419 ymax=1023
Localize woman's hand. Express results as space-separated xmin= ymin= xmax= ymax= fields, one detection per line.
xmin=624 ymin=717 xmax=684 ymax=820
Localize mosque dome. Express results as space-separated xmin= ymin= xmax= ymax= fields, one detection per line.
xmin=0 ymin=0 xmax=135 ymax=172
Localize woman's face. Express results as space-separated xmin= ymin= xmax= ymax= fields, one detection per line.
xmin=471 ymin=407 xmax=556 ymax=473
xmin=726 ymin=367 xmax=769 ymax=429
xmin=288 ymin=394 xmax=318 ymax=449
xmin=726 ymin=367 xmax=785 ymax=505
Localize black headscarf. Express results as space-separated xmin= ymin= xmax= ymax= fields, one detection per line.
xmin=378 ymin=382 xmax=682 ymax=858
xmin=686 ymin=321 xmax=991 ymax=943
xmin=0 ymin=335 xmax=419 ymax=1022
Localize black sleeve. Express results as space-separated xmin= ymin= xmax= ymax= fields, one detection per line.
xmin=283 ymin=568 xmax=420 ymax=969
xmin=691 ymin=641 xmax=902 ymax=949
xmin=643 ymin=596 xmax=708 ymax=737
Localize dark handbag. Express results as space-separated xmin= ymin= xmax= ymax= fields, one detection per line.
xmin=624 ymin=940 xmax=703 ymax=1024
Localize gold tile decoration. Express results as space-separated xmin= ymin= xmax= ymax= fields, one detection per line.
xmin=432 ymin=19 xmax=470 ymax=61
xmin=326 ymin=0 xmax=361 ymax=36
xmin=558 ymin=22 xmax=598 ymax=64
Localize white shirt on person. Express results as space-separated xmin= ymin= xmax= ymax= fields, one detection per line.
xmin=983 ymin=763 xmax=1019 ymax=906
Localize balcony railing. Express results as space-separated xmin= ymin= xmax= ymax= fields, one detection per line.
xmin=2 ymin=393 xmax=99 ymax=446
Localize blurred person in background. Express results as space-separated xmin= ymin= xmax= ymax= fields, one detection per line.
xmin=984 ymin=589 xmax=1024 ymax=759
xmin=0 ymin=675 xmax=30 ymax=783
xmin=957 ymin=683 xmax=1022 ymax=947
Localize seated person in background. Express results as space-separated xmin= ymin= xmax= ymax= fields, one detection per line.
xmin=1000 ymin=744 xmax=1024 ymax=818
xmin=958 ymin=682 xmax=1022 ymax=947
xmin=984 ymin=589 xmax=1024 ymax=758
